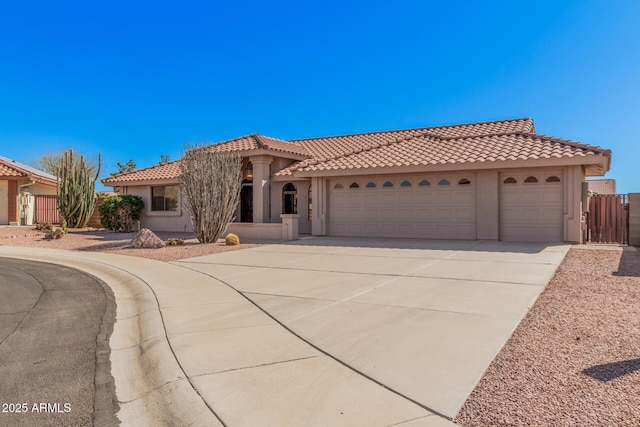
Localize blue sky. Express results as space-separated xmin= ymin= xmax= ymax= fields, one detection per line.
xmin=1 ymin=1 xmax=638 ymax=192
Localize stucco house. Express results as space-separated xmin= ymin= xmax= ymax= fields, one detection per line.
xmin=0 ymin=156 xmax=58 ymax=225
xmin=102 ymin=118 xmax=611 ymax=243
xmin=586 ymin=179 xmax=616 ymax=195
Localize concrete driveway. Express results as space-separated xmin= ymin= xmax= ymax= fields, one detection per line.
xmin=175 ymin=237 xmax=569 ymax=418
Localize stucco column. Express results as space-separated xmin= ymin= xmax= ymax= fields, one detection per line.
xmin=250 ymin=156 xmax=273 ymax=223
xmin=476 ymin=171 xmax=499 ymax=240
xmin=8 ymin=180 xmax=18 ymax=226
xmin=280 ymin=214 xmax=299 ymax=240
xmin=311 ymin=176 xmax=327 ymax=235
xmin=564 ymin=165 xmax=585 ymax=243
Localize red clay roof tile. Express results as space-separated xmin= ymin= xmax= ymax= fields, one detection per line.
xmin=102 ymin=118 xmax=609 ymax=184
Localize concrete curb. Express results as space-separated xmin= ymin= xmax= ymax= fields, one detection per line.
xmin=0 ymin=247 xmax=222 ymax=426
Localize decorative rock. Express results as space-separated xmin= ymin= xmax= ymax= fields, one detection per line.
xmin=131 ymin=228 xmax=166 ymax=249
xmin=225 ymin=233 xmax=240 ymax=245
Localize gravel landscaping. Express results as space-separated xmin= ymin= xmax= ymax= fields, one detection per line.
xmin=0 ymin=226 xmax=270 ymax=262
xmin=456 ymin=248 xmax=640 ymax=426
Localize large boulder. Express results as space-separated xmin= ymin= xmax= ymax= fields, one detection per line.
xmin=131 ymin=228 xmax=166 ymax=249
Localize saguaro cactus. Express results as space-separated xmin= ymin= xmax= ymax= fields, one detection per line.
xmin=56 ymin=150 xmax=101 ymax=229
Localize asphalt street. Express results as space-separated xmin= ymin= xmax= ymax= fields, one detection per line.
xmin=0 ymin=258 xmax=117 ymax=427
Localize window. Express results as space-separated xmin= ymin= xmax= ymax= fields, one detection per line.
xmin=418 ymin=179 xmax=430 ymax=186
xmin=503 ymin=177 xmax=517 ymax=184
xmin=382 ymin=181 xmax=394 ymax=187
xmin=458 ymin=178 xmax=471 ymax=185
xmin=524 ymin=176 xmax=538 ymax=183
xmin=366 ymin=181 xmax=376 ymax=188
xmin=400 ymin=180 xmax=412 ymax=187
xmin=308 ymin=184 xmax=312 ymax=221
xmin=349 ymin=182 xmax=360 ymax=189
xmin=438 ymin=179 xmax=450 ymax=186
xmin=546 ymin=175 xmax=561 ymax=183
xmin=334 ymin=183 xmax=344 ymax=189
xmin=151 ymin=185 xmax=179 ymax=211
xmin=282 ymin=183 xmax=298 ymax=214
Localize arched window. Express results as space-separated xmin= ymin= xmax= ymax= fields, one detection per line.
xmin=382 ymin=181 xmax=394 ymax=188
xmin=282 ymin=183 xmax=297 ymax=214
xmin=524 ymin=176 xmax=538 ymax=183
xmin=366 ymin=182 xmax=376 ymax=188
xmin=400 ymin=180 xmax=412 ymax=187
xmin=334 ymin=183 xmax=344 ymax=189
xmin=438 ymin=179 xmax=450 ymax=186
xmin=349 ymin=182 xmax=360 ymax=189
xmin=419 ymin=179 xmax=430 ymax=186
xmin=458 ymin=178 xmax=471 ymax=185
xmin=308 ymin=184 xmax=312 ymax=221
xmin=546 ymin=175 xmax=561 ymax=183
xmin=503 ymin=177 xmax=517 ymax=184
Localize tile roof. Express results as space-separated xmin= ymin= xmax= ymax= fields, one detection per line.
xmin=103 ymin=134 xmax=310 ymax=183
xmin=278 ymin=132 xmax=607 ymax=175
xmin=102 ymin=118 xmax=609 ymax=184
xmin=209 ymin=134 xmax=310 ymax=157
xmin=102 ymin=160 xmax=181 ymax=184
xmin=0 ymin=155 xmax=57 ymax=184
xmin=291 ymin=118 xmax=535 ymax=161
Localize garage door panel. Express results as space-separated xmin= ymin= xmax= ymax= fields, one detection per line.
xmin=542 ymin=191 xmax=562 ymax=204
xmin=329 ymin=175 xmax=477 ymax=240
xmin=454 ymin=191 xmax=475 ymax=204
xmin=455 ymin=208 xmax=475 ymax=221
xmin=435 ymin=193 xmax=454 ymax=204
xmin=397 ymin=193 xmax=415 ymax=205
xmin=500 ymin=171 xmax=563 ymax=242
xmin=397 ymin=209 xmax=414 ymax=220
xmin=380 ymin=208 xmax=396 ymax=221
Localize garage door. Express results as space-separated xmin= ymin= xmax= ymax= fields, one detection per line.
xmin=500 ymin=171 xmax=564 ymax=242
xmin=328 ymin=175 xmax=476 ymax=239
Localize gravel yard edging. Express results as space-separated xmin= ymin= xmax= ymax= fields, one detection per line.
xmin=455 ymin=247 xmax=640 ymax=426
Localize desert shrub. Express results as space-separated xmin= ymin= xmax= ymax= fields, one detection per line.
xmin=44 ymin=226 xmax=66 ymax=239
xmin=166 ymin=238 xmax=185 ymax=246
xmin=35 ymin=222 xmax=52 ymax=231
xmin=99 ymin=195 xmax=144 ymax=232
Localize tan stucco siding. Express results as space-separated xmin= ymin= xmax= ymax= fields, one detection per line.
xmin=270 ymin=179 xmax=312 ymax=234
xmin=125 ymin=185 xmax=193 ymax=233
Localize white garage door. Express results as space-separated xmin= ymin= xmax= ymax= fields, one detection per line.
xmin=328 ymin=175 xmax=476 ymax=239
xmin=0 ymin=180 xmax=8 ymax=225
xmin=500 ymin=171 xmax=564 ymax=242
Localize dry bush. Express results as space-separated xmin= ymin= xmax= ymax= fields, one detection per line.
xmin=180 ymin=145 xmax=243 ymax=244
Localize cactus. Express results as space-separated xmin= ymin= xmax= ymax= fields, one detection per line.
xmin=225 ymin=233 xmax=240 ymax=245
xmin=56 ymin=150 xmax=101 ymax=229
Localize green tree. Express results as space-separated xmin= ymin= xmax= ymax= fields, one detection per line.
xmin=31 ymin=151 xmax=98 ymax=177
xmin=159 ymin=154 xmax=170 ymax=164
xmin=111 ymin=160 xmax=136 ymax=176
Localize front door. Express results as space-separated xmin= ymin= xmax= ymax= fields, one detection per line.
xmin=240 ymin=185 xmax=253 ymax=222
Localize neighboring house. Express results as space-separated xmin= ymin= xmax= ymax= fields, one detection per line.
xmin=0 ymin=156 xmax=58 ymax=225
xmin=586 ymin=179 xmax=616 ymax=195
xmin=102 ymin=118 xmax=611 ymax=243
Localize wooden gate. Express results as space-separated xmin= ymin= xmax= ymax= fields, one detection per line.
xmin=586 ymin=194 xmax=629 ymax=244
xmin=35 ymin=195 xmax=60 ymax=224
